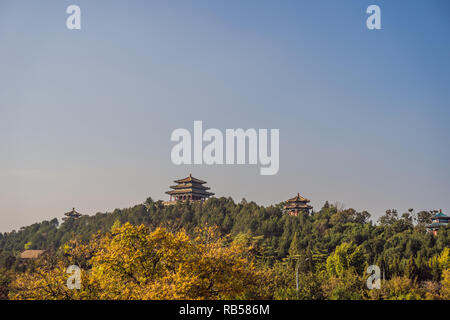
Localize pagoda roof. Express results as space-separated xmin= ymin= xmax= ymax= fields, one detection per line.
xmin=286 ymin=193 xmax=310 ymax=203
xmin=285 ymin=202 xmax=312 ymax=207
xmin=63 ymin=208 xmax=82 ymax=221
xmin=285 ymin=203 xmax=313 ymax=210
xmin=174 ymin=174 xmax=206 ymax=184
xmin=427 ymin=222 xmax=448 ymax=228
xmin=433 ymin=211 xmax=449 ymax=218
xmin=64 ymin=208 xmax=82 ymax=217
xmin=166 ymin=189 xmax=214 ymax=196
xmin=170 ymin=183 xmax=210 ymax=190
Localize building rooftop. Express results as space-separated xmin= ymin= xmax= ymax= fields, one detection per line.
xmin=20 ymin=250 xmax=45 ymax=259
xmin=166 ymin=189 xmax=214 ymax=196
xmin=169 ymin=183 xmax=210 ymax=190
xmin=433 ymin=210 xmax=449 ymax=218
xmin=174 ymin=174 xmax=207 ymax=185
xmin=286 ymin=193 xmax=311 ymax=204
xmin=63 ymin=208 xmax=82 ymax=221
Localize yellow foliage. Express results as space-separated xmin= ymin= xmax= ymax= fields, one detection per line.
xmin=10 ymin=223 xmax=262 ymax=300
xmin=367 ymin=276 xmax=424 ymax=300
xmin=441 ymin=269 xmax=450 ymax=299
xmin=428 ymin=247 xmax=450 ymax=275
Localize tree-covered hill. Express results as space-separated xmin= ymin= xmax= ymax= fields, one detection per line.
xmin=1 ymin=196 xmax=449 ymax=284
xmin=1 ymin=197 xmax=450 ymax=299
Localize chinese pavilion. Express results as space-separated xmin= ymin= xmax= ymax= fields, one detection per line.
xmin=426 ymin=210 xmax=450 ymax=236
xmin=63 ymin=208 xmax=82 ymax=221
xmin=284 ymin=193 xmax=313 ymax=216
xmin=164 ymin=174 xmax=214 ymax=205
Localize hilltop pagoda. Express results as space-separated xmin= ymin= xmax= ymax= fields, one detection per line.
xmin=284 ymin=193 xmax=313 ymax=216
xmin=164 ymin=174 xmax=214 ymax=205
xmin=62 ymin=208 xmax=82 ymax=221
xmin=427 ymin=210 xmax=450 ymax=236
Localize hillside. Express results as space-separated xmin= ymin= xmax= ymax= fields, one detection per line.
xmin=0 ymin=196 xmax=447 ymax=273
xmin=1 ymin=196 xmax=450 ymax=300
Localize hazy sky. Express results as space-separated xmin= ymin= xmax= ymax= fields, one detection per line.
xmin=1 ymin=0 xmax=449 ymax=232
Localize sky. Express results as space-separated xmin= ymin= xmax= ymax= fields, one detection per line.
xmin=0 ymin=0 xmax=449 ymax=232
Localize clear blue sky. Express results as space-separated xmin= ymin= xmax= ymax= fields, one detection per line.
xmin=1 ymin=0 xmax=449 ymax=232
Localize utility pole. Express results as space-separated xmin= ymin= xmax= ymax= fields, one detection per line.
xmin=295 ymin=257 xmax=309 ymax=292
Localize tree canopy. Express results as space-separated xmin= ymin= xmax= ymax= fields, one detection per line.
xmin=1 ymin=197 xmax=449 ymax=300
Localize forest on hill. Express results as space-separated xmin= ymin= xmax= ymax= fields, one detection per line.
xmin=0 ymin=197 xmax=449 ymax=300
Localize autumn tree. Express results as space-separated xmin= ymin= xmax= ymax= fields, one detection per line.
xmin=10 ymin=223 xmax=264 ymax=300
xmin=326 ymin=242 xmax=365 ymax=277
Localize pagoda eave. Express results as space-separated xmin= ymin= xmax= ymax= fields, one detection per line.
xmin=169 ymin=184 xmax=210 ymax=190
xmin=166 ymin=190 xmax=214 ymax=196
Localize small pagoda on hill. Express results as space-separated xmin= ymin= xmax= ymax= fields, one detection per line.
xmin=62 ymin=208 xmax=82 ymax=221
xmin=164 ymin=174 xmax=214 ymax=205
xmin=284 ymin=193 xmax=313 ymax=216
xmin=426 ymin=209 xmax=450 ymax=236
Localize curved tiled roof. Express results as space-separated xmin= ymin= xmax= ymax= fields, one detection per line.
xmin=434 ymin=212 xmax=449 ymax=218
xmin=427 ymin=222 xmax=448 ymax=228
xmin=174 ymin=174 xmax=206 ymax=184
xmin=64 ymin=208 xmax=82 ymax=217
xmin=170 ymin=183 xmax=210 ymax=190
xmin=166 ymin=189 xmax=214 ymax=196
xmin=286 ymin=193 xmax=310 ymax=203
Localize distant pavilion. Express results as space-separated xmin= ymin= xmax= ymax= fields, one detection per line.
xmin=284 ymin=193 xmax=313 ymax=216
xmin=164 ymin=174 xmax=214 ymax=205
xmin=63 ymin=208 xmax=82 ymax=221
xmin=427 ymin=210 xmax=450 ymax=235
